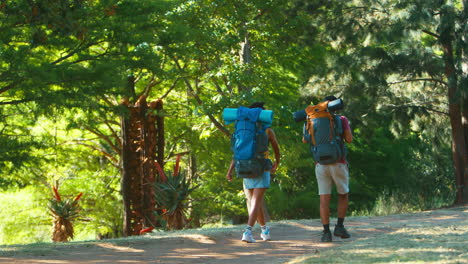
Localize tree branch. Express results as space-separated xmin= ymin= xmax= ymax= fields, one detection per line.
xmin=170 ymin=56 xmax=230 ymax=137
xmin=84 ymin=127 xmax=121 ymax=155
xmin=0 ymin=98 xmax=33 ymax=105
xmin=386 ymin=104 xmax=449 ymax=116
xmin=0 ymin=83 xmax=17 ymax=95
xmin=71 ymin=141 xmax=120 ymax=169
xmin=143 ymin=76 xmax=164 ymax=97
xmin=211 ymin=77 xmax=227 ymax=96
xmin=388 ymin=78 xmax=448 ymax=87
xmin=100 ymin=95 xmax=118 ymax=107
xmin=104 ymin=120 xmax=122 ymax=149
xmin=422 ymin=30 xmax=440 ymax=39
xmin=51 ymin=41 xmax=107 ymax=65
xmin=160 ymin=78 xmax=180 ymax=100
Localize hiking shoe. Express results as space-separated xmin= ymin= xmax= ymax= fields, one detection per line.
xmin=260 ymin=226 xmax=271 ymax=241
xmin=242 ymin=229 xmax=256 ymax=243
xmin=334 ymin=225 xmax=350 ymax=239
xmin=321 ymin=230 xmax=332 ymax=242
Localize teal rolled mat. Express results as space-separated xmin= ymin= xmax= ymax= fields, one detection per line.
xmin=223 ymin=108 xmax=273 ymax=125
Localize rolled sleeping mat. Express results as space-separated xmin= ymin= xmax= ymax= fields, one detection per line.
xmin=293 ymin=110 xmax=307 ymax=122
xmin=327 ymin=98 xmax=344 ymax=112
xmin=258 ymin=109 xmax=274 ymax=124
xmin=222 ymin=108 xmax=238 ymax=125
xmin=223 ymin=108 xmax=274 ymax=125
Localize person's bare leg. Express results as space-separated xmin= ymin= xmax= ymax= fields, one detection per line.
xmin=244 ymin=184 xmax=270 ymax=222
xmin=337 ymin=193 xmax=348 ymax=218
xmin=247 ymin=188 xmax=267 ymax=227
xmin=244 ymin=187 xmax=253 ymax=214
xmin=319 ymin=194 xmax=331 ymax=225
xmin=256 ymin=194 xmax=266 ymax=226
xmin=334 ymin=193 xmax=350 ymax=238
xmin=319 ymin=194 xmax=332 ymax=242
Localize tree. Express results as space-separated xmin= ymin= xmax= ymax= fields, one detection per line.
xmin=294 ymin=0 xmax=466 ymax=204
xmin=0 ymin=0 xmax=178 ymax=236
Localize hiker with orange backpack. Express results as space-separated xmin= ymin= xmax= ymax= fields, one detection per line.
xmin=224 ymin=102 xmax=280 ymax=243
xmin=294 ymin=95 xmax=353 ymax=242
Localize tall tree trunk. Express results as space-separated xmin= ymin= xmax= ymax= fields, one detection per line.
xmin=461 ymin=0 xmax=468 ymax=202
xmin=120 ymin=104 xmax=145 ymax=236
xmin=137 ymin=96 xmax=158 ymax=229
xmin=463 ymin=107 xmax=468 ymax=202
xmin=440 ymin=15 xmax=465 ymax=204
xmin=448 ymin=97 xmax=465 ymax=205
xmin=120 ymin=106 xmax=132 ymax=236
xmin=238 ymin=32 xmax=252 ymax=92
xmin=121 ymin=76 xmax=136 ymax=237
xmin=154 ymin=99 xmax=165 ymax=169
xmin=121 ymin=92 xmax=162 ymax=236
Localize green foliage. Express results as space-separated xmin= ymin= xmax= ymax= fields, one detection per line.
xmin=0 ymin=0 xmax=460 ymax=244
xmin=0 ymin=187 xmax=50 ymax=245
xmin=267 ymin=184 xmax=321 ymax=220
xmin=354 ymin=188 xmax=455 ymax=217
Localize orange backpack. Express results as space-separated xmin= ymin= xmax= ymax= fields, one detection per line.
xmin=303 ymin=101 xmax=345 ymax=164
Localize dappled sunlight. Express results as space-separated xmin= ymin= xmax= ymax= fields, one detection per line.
xmin=96 ymin=243 xmax=145 ymax=253
xmin=1 ymin=206 xmax=466 ymax=264
xmin=0 ymin=260 xmax=70 ymax=264
xmin=353 ymin=227 xmax=393 ymax=233
xmin=180 ymin=234 xmax=216 ymax=244
xmin=113 ymin=261 xmax=143 ymax=263
xmin=392 ymin=225 xmax=467 ymax=237
xmin=417 ymin=214 xmax=465 ymax=222
xmin=166 ymin=251 xmax=239 ymax=260
xmin=395 ymin=247 xmax=461 ymax=254
xmin=314 ymin=243 xmax=336 ymax=248
xmin=341 ymin=247 xmax=461 ymax=255
xmin=283 ymin=222 xmax=320 ymax=231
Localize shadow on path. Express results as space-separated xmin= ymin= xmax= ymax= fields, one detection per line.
xmin=1 ymin=205 xmax=466 ymax=264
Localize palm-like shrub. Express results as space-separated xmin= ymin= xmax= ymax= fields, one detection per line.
xmin=154 ymin=155 xmax=197 ymax=230
xmin=48 ymin=186 xmax=82 ymax=242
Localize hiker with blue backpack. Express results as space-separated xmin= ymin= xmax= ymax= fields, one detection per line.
xmin=294 ymin=95 xmax=353 ymax=242
xmin=224 ymin=102 xmax=280 ymax=243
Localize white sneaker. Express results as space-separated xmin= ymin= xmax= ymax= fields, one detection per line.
xmin=261 ymin=226 xmax=271 ymax=241
xmin=242 ymin=229 xmax=256 ymax=243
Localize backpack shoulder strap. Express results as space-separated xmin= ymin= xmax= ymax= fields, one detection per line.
xmin=334 ymin=115 xmax=343 ymax=136
xmin=309 ymin=118 xmax=316 ymax=145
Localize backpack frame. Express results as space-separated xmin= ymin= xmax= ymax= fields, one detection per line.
xmin=303 ymin=102 xmax=345 ymax=165
xmin=230 ymin=111 xmax=272 ymax=178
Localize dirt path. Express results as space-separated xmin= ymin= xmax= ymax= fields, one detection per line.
xmin=1 ymin=205 xmax=466 ymax=264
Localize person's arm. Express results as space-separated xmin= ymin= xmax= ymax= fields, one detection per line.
xmin=341 ymin=116 xmax=353 ymax=143
xmin=226 ymin=160 xmax=234 ymax=182
xmin=266 ymin=128 xmax=280 ymax=173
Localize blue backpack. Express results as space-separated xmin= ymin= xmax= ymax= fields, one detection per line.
xmin=224 ymin=107 xmax=273 ymax=178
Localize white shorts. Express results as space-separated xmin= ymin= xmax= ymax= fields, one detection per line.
xmin=315 ymin=163 xmax=349 ymax=195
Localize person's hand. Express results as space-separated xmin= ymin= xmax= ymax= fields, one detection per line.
xmin=226 ymin=173 xmax=233 ymax=182
xmin=270 ymin=162 xmax=278 ymax=174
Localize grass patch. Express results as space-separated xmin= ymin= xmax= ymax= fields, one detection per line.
xmin=289 ymin=207 xmax=467 ymax=264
